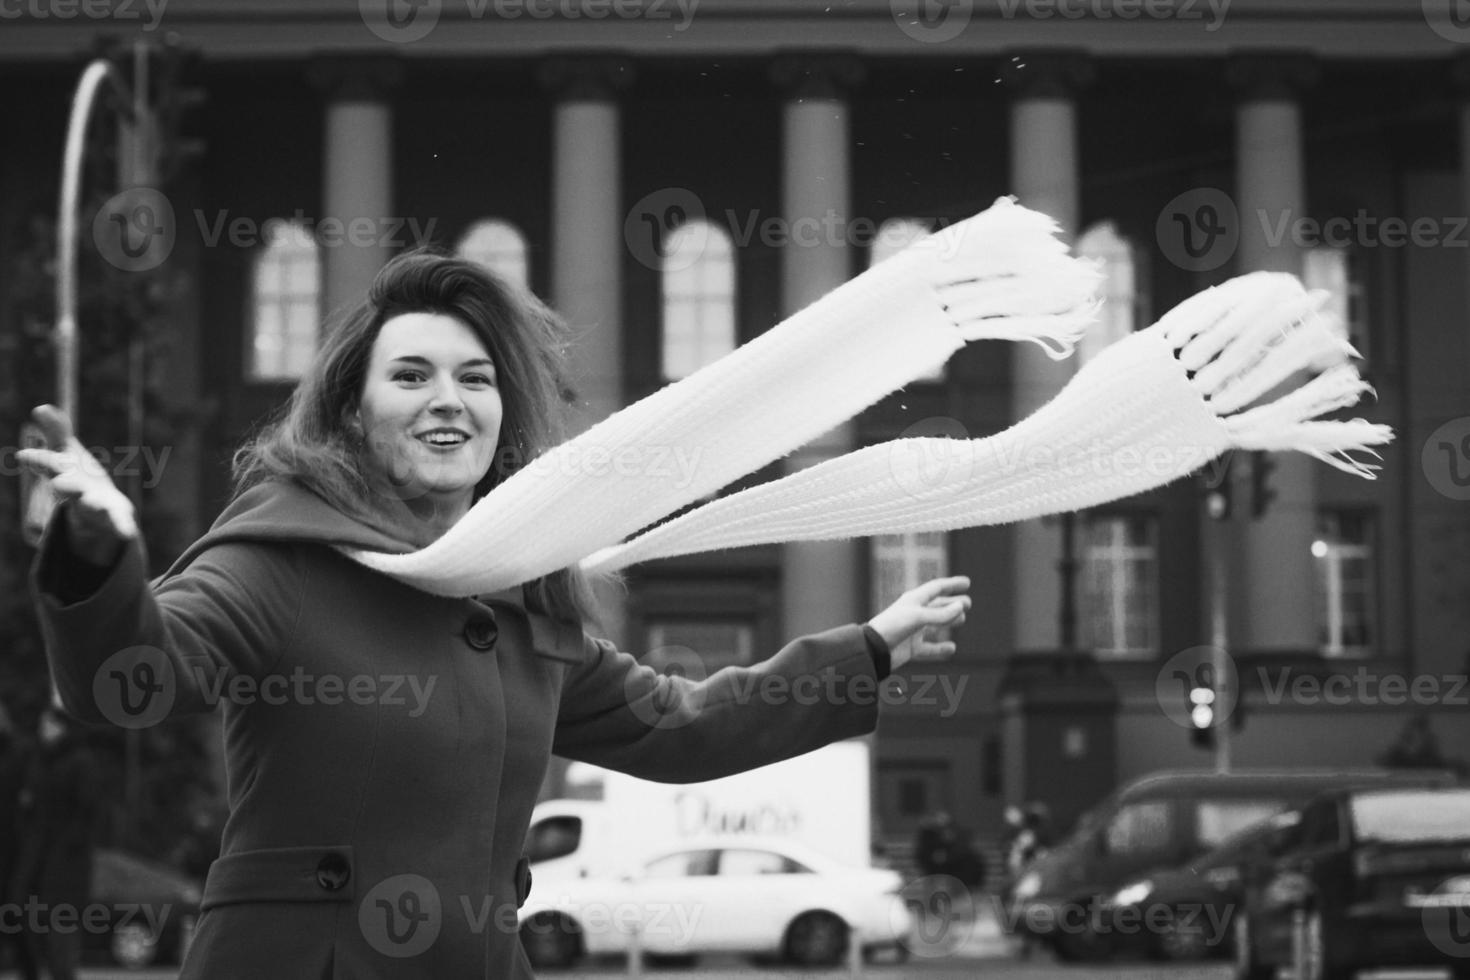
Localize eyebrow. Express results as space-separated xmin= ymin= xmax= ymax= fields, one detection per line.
xmin=388 ymin=355 xmax=496 ymax=372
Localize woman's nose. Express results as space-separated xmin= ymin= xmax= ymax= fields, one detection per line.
xmin=427 ymin=378 xmax=464 ymax=415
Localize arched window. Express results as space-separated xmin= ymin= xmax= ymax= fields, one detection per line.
xmin=248 ymin=220 xmax=320 ymax=381
xmin=661 ymin=219 xmax=735 ymax=381
xmin=870 ymin=218 xmax=943 ymax=382
xmin=1303 ymin=245 xmax=1367 ymax=362
xmin=1076 ymin=222 xmax=1141 ymax=365
xmin=456 ymin=219 xmax=529 ymax=290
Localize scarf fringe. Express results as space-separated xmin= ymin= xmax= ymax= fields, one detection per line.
xmin=900 ymin=197 xmax=1104 ymax=359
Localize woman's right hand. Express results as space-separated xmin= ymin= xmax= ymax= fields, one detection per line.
xmin=16 ymin=404 xmax=137 ymax=566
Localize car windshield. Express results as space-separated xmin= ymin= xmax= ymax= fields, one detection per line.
xmin=1188 ymin=810 xmax=1300 ymax=872
xmin=1351 ymin=791 xmax=1470 ymax=844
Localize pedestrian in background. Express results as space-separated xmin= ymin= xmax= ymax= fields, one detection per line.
xmin=7 ymin=704 xmax=102 ymax=980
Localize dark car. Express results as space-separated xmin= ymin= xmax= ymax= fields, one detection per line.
xmin=1008 ymin=768 xmax=1458 ymax=962
xmin=1100 ymin=807 xmax=1301 ymax=961
xmin=1235 ymin=786 xmax=1470 ymax=980
xmin=83 ymin=848 xmax=202 ymax=969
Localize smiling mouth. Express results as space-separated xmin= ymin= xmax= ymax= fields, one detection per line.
xmin=416 ymin=430 xmax=471 ymax=448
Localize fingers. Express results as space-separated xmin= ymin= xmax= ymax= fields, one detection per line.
xmin=15 ymin=447 xmax=70 ymax=480
xmin=30 ymin=404 xmax=77 ymax=452
xmin=912 ymin=575 xmax=971 ymax=602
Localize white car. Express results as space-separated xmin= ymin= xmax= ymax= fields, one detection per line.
xmin=518 ymin=836 xmax=912 ymax=968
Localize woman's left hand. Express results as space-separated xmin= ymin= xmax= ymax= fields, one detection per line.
xmin=868 ymin=575 xmax=971 ymax=671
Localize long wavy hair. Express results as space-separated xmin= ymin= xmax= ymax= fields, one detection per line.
xmin=233 ymin=249 xmax=601 ymax=626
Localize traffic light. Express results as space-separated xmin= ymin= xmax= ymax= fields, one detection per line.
xmin=1250 ymin=451 xmax=1277 ymax=519
xmin=1200 ymin=453 xmax=1233 ymax=521
xmin=1188 ymin=683 xmax=1215 ymax=749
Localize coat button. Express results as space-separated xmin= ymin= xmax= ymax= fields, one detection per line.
xmin=464 ymin=612 xmax=499 ymax=651
xmin=316 ymin=852 xmax=351 ymax=892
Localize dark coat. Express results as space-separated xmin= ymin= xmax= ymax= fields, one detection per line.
xmin=33 ymin=480 xmax=879 ymax=978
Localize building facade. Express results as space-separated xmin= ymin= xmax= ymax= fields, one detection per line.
xmin=3 ymin=0 xmax=1469 ymax=854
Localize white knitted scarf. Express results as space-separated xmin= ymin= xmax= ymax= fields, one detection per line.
xmin=342 ymin=198 xmax=1391 ymax=598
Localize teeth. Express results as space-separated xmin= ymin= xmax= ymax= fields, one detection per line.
xmin=421 ymin=433 xmax=467 ymax=445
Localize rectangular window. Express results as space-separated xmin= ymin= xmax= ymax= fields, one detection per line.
xmin=870 ymin=532 xmax=951 ymax=662
xmin=1314 ymin=509 xmax=1376 ymax=656
xmin=646 ymin=619 xmax=754 ymax=673
xmin=1082 ymin=514 xmax=1160 ymax=657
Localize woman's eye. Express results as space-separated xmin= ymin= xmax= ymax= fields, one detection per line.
xmin=393 ymin=370 xmax=426 ymax=383
xmin=463 ymin=373 xmax=495 ymax=386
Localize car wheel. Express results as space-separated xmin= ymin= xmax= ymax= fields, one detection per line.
xmin=1232 ymin=912 xmax=1274 ymax=980
xmin=784 ymin=911 xmax=848 ymax=966
xmin=1052 ymin=921 xmax=1115 ymax=963
xmin=110 ymin=922 xmax=160 ymax=969
xmin=519 ymin=913 xmax=582 ymax=970
xmin=1155 ymin=909 xmax=1210 ymax=961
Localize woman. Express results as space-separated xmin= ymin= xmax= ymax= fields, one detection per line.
xmin=20 ymin=251 xmax=970 ymax=978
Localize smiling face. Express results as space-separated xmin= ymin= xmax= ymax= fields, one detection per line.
xmin=356 ymin=312 xmax=504 ymax=521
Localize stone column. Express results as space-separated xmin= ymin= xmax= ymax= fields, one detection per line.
xmin=311 ymin=57 xmax=401 ymax=317
xmin=542 ymin=56 xmax=633 ymax=438
xmin=772 ymin=53 xmax=864 ymax=639
xmin=541 ymin=55 xmax=634 ymax=648
xmin=1002 ymin=50 xmax=1092 ymax=653
xmin=1228 ymin=53 xmax=1320 ymax=652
